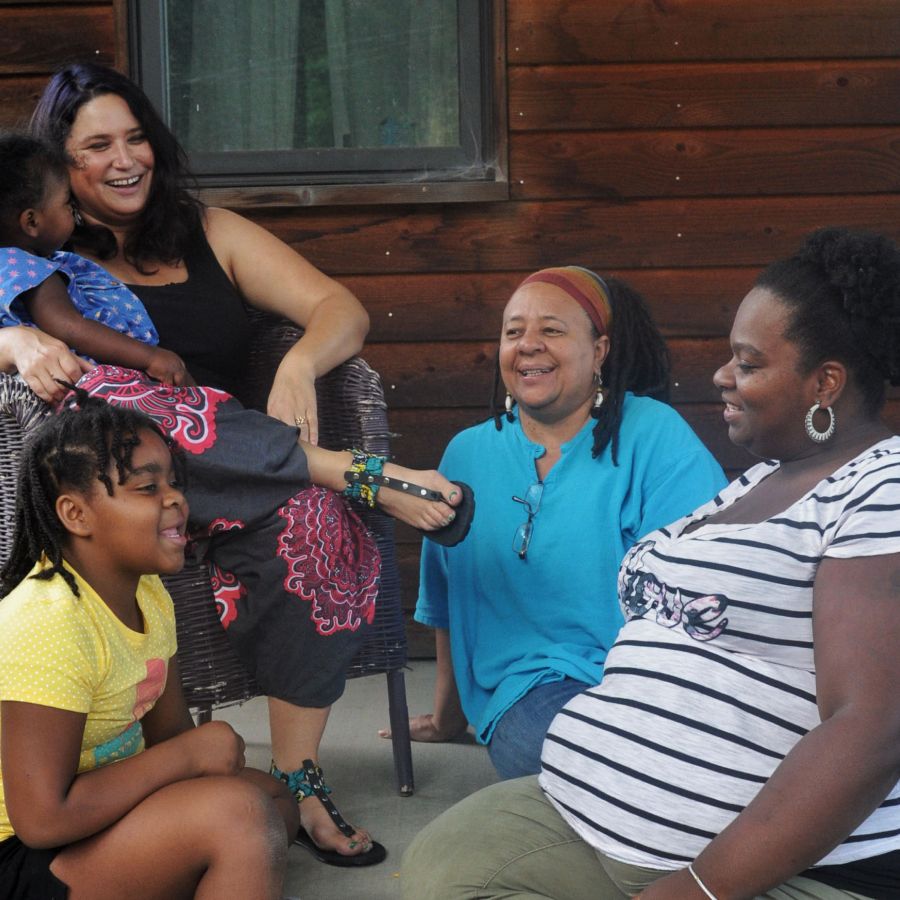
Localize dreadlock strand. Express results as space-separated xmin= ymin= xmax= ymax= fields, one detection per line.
xmin=490 ymin=354 xmax=514 ymax=430
xmin=589 ymin=276 xmax=671 ymax=463
xmin=109 ymin=419 xmax=142 ymax=487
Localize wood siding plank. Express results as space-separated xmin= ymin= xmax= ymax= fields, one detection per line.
xmin=0 ymin=6 xmax=115 ymax=74
xmin=253 ymin=196 xmax=900 ymax=274
xmin=0 ymin=75 xmax=53 ymax=128
xmin=364 ymin=337 xmax=728 ymax=409
xmin=510 ymin=128 xmax=900 ymax=200
xmin=509 ymin=62 xmax=900 ymax=131
xmin=349 ymin=268 xmax=751 ymax=341
xmin=508 ymin=1 xmax=900 ymax=64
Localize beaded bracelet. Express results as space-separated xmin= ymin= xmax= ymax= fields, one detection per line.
xmin=342 ymin=449 xmax=388 ymax=508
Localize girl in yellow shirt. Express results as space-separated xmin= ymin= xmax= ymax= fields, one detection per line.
xmin=0 ymin=391 xmax=298 ymax=899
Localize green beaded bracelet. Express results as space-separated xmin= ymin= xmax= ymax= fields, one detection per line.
xmin=342 ymin=449 xmax=387 ymax=508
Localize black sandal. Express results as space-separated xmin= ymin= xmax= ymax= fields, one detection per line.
xmin=271 ymin=759 xmax=387 ymax=868
xmin=343 ymin=452 xmax=475 ymax=547
xmin=372 ymin=475 xmax=473 ymax=546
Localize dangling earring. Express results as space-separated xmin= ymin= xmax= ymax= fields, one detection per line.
xmin=593 ymin=373 xmax=604 ymax=409
xmin=804 ymin=401 xmax=835 ymax=443
xmin=504 ymin=391 xmax=515 ymax=422
xmin=71 ymin=204 xmax=84 ymax=227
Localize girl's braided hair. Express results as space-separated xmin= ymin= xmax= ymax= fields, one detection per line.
xmin=756 ymin=227 xmax=900 ymax=417
xmin=0 ymin=388 xmax=183 ymax=598
xmin=490 ymin=275 xmax=671 ymax=465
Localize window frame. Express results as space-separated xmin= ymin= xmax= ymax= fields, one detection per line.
xmin=128 ymin=0 xmax=508 ymax=207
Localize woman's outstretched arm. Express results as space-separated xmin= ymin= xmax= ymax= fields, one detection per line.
xmin=205 ymin=207 xmax=370 ymax=445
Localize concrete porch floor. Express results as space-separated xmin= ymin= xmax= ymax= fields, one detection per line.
xmin=218 ymin=660 xmax=498 ymax=900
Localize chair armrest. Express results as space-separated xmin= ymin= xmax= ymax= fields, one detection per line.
xmin=238 ymin=309 xmax=305 ymax=413
xmin=0 ymin=372 xmax=51 ymax=566
xmin=0 ymin=371 xmax=52 ymax=433
xmin=238 ymin=308 xmax=390 ymax=455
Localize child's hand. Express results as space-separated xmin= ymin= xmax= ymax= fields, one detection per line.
xmin=183 ymin=720 xmax=247 ymax=777
xmin=145 ymin=347 xmax=193 ymax=386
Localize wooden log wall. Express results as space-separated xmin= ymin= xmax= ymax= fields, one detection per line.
xmin=4 ymin=0 xmax=900 ymax=656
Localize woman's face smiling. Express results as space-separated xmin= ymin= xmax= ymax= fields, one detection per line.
xmin=714 ymin=287 xmax=821 ymax=460
xmin=499 ymin=281 xmax=608 ymax=428
xmin=64 ymin=92 xmax=154 ymax=228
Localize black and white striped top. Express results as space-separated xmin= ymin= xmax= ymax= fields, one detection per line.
xmin=540 ymin=437 xmax=900 ymax=870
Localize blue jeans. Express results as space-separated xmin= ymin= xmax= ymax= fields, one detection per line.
xmin=487 ymin=677 xmax=590 ymax=779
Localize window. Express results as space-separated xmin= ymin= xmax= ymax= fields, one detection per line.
xmin=131 ymin=0 xmax=505 ymax=204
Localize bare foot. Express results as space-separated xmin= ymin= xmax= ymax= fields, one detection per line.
xmin=375 ymin=463 xmax=462 ymax=531
xmin=378 ymin=712 xmax=468 ymax=743
xmin=300 ymin=792 xmax=373 ymax=858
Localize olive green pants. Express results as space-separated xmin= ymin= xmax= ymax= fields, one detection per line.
xmin=400 ymin=777 xmax=871 ymax=900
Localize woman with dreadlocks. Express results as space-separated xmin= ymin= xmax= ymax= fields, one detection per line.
xmin=0 ymin=393 xmax=298 ymax=899
xmin=380 ymin=267 xmax=725 ymax=779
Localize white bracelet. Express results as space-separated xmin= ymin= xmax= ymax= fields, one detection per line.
xmin=687 ymin=863 xmax=719 ymax=900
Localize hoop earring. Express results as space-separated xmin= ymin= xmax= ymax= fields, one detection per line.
xmin=504 ymin=391 xmax=515 ymax=422
xmin=805 ymin=401 xmax=835 ymax=443
xmin=593 ymin=373 xmax=604 ymax=409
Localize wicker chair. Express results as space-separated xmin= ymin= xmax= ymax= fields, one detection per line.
xmin=0 ymin=311 xmax=415 ymax=795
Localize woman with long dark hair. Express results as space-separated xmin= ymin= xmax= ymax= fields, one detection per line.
xmin=16 ymin=62 xmax=467 ymax=867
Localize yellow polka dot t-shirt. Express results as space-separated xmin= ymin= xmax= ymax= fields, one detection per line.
xmin=0 ymin=559 xmax=177 ymax=840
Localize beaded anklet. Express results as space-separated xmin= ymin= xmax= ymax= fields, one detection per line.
xmin=270 ymin=759 xmax=388 ymax=866
xmin=270 ymin=758 xmax=356 ymax=838
xmin=342 ymin=449 xmax=387 ymax=508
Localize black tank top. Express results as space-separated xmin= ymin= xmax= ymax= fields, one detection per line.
xmin=126 ymin=228 xmax=250 ymax=394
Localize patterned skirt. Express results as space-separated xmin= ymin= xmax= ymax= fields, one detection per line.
xmin=77 ymin=365 xmax=381 ymax=707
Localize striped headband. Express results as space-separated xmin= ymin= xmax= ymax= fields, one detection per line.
xmin=517 ymin=266 xmax=613 ymax=336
